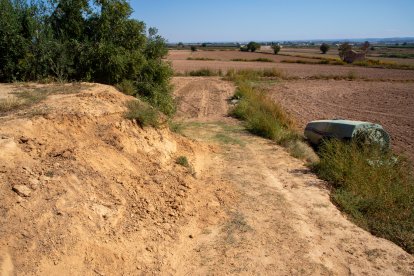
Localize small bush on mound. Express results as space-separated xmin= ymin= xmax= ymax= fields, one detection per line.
xmin=125 ymin=100 xmax=160 ymax=127
xmin=176 ymin=156 xmax=190 ymax=167
xmin=116 ymin=80 xmax=136 ymax=96
xmin=313 ymin=139 xmax=414 ymax=253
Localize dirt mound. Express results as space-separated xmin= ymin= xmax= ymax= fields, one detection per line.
xmin=0 ymin=83 xmax=234 ymax=275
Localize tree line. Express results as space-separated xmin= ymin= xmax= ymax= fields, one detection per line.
xmin=0 ymin=0 xmax=175 ymax=115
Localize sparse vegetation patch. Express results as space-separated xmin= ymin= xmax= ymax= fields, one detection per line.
xmin=125 ymin=100 xmax=160 ymax=128
xmin=313 ymin=140 xmax=414 ymax=253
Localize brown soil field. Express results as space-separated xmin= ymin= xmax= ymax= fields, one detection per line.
xmin=279 ymin=47 xmax=414 ymax=66
xmin=170 ymin=48 xmax=414 ymax=67
xmin=171 ymin=59 xmax=414 ymax=80
xmin=168 ymin=49 xmax=318 ymax=63
xmin=267 ymin=80 xmax=414 ymax=161
xmin=1 ymin=80 xmax=413 ymax=275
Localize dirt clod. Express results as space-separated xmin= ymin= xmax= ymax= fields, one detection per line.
xmin=12 ymin=185 xmax=31 ymax=197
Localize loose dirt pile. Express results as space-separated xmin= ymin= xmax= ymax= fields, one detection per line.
xmin=267 ymin=79 xmax=414 ymax=161
xmin=0 ymin=83 xmax=235 ymax=275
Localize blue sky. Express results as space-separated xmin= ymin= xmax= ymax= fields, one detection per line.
xmin=131 ymin=0 xmax=414 ymax=42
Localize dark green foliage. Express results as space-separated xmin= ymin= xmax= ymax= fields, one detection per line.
xmin=0 ymin=0 xmax=174 ymax=116
xmin=313 ymin=140 xmax=414 ymax=253
xmin=272 ymin=45 xmax=281 ymax=54
xmin=320 ymin=43 xmax=330 ymax=54
xmin=247 ymin=42 xmax=260 ymax=52
xmin=191 ymin=46 xmax=197 ymax=52
xmin=176 ymin=156 xmax=190 ymax=167
xmin=240 ymin=46 xmax=249 ymax=52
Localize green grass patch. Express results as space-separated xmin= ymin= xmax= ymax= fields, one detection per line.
xmin=213 ymin=133 xmax=245 ymax=146
xmin=125 ymin=100 xmax=160 ymax=127
xmin=313 ymin=140 xmax=414 ymax=253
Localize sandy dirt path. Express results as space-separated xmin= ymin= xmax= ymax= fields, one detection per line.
xmin=165 ymin=77 xmax=414 ymax=275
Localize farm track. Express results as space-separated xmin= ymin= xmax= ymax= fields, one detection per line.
xmin=163 ymin=77 xmax=414 ymax=275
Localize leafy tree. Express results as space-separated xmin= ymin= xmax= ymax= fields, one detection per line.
xmin=272 ymin=45 xmax=281 ymax=54
xmin=201 ymin=43 xmax=207 ymax=47
xmin=320 ymin=43 xmax=330 ymax=54
xmin=338 ymin=43 xmax=352 ymax=60
xmin=247 ymin=41 xmax=260 ymax=52
xmin=190 ymin=45 xmax=197 ymax=52
xmin=0 ymin=0 xmax=175 ymax=116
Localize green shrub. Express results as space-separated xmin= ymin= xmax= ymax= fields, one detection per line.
xmin=125 ymin=100 xmax=160 ymax=127
xmin=0 ymin=0 xmax=175 ymax=117
xmin=247 ymin=42 xmax=261 ymax=52
xmin=272 ymin=45 xmax=281 ymax=55
xmin=313 ymin=140 xmax=414 ymax=253
xmin=320 ymin=43 xmax=330 ymax=54
xmin=116 ymin=80 xmax=136 ymax=96
xmin=176 ymin=156 xmax=190 ymax=167
xmin=191 ymin=46 xmax=197 ymax=52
